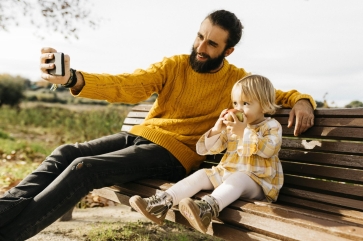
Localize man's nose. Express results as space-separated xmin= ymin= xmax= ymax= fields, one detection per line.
xmin=197 ymin=40 xmax=207 ymax=53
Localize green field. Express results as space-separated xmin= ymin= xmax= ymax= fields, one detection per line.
xmin=0 ymin=102 xmax=131 ymax=192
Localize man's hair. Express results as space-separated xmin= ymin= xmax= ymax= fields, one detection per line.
xmin=206 ymin=10 xmax=243 ymax=49
xmin=232 ymin=75 xmax=281 ymax=115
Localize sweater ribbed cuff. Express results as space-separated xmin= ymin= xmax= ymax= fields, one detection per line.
xmin=295 ymin=94 xmax=317 ymax=109
xmin=71 ymin=71 xmax=107 ymax=99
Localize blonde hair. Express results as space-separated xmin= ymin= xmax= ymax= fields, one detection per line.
xmin=232 ymin=74 xmax=280 ymax=114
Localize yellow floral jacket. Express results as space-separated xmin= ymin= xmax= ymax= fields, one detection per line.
xmin=196 ymin=118 xmax=283 ymax=202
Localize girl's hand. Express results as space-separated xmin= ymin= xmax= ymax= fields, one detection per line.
xmin=223 ymin=112 xmax=247 ymax=138
xmin=209 ymin=109 xmax=228 ymax=137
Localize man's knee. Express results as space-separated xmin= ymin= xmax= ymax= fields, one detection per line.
xmin=69 ymin=157 xmax=93 ymax=172
xmin=52 ymin=143 xmax=79 ymax=157
xmin=38 ymin=144 xmax=82 ymax=173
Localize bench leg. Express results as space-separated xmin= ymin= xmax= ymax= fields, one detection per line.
xmin=58 ymin=206 xmax=75 ymax=221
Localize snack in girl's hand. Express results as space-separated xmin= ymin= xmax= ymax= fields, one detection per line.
xmin=223 ymin=109 xmax=244 ymax=122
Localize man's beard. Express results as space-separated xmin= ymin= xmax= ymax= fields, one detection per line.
xmin=189 ymin=47 xmax=225 ymax=73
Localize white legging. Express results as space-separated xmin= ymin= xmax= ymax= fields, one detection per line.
xmin=165 ymin=169 xmax=264 ymax=211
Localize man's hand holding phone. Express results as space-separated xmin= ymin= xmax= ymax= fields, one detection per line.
xmin=40 ymin=47 xmax=71 ymax=86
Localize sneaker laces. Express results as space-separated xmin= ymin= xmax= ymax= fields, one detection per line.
xmin=146 ymin=193 xmax=173 ymax=216
xmin=195 ymin=200 xmax=212 ymax=218
xmin=201 ymin=195 xmax=220 ymax=217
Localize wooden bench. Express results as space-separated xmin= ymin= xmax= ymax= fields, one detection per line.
xmin=73 ymin=104 xmax=363 ymax=240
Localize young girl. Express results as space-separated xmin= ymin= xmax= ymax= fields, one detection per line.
xmin=129 ymin=74 xmax=283 ymax=233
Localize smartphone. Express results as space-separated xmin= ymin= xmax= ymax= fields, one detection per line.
xmin=46 ymin=52 xmax=65 ymax=76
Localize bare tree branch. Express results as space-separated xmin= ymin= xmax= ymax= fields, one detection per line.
xmin=0 ymin=0 xmax=99 ymax=39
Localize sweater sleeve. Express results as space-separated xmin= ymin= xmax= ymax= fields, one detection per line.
xmin=275 ymin=89 xmax=317 ymax=109
xmin=73 ymin=57 xmax=176 ymax=104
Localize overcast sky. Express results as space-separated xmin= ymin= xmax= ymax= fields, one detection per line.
xmin=0 ymin=0 xmax=362 ymax=107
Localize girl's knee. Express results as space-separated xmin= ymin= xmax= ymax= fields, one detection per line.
xmin=193 ymin=169 xmax=206 ymax=176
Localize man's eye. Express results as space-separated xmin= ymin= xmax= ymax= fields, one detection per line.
xmin=209 ymin=42 xmax=217 ymax=47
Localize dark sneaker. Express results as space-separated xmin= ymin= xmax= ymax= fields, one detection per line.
xmin=179 ymin=198 xmax=213 ymax=233
xmin=129 ymin=192 xmax=173 ymax=225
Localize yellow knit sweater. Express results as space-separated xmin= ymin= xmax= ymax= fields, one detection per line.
xmin=76 ymin=54 xmax=316 ymax=174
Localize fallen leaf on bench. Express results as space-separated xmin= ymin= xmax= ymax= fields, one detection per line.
xmin=301 ymin=140 xmax=322 ymax=149
xmin=78 ymin=192 xmax=118 ymax=209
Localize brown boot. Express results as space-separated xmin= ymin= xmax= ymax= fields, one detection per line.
xmin=129 ymin=192 xmax=173 ymax=225
xmin=179 ymin=195 xmax=219 ymax=233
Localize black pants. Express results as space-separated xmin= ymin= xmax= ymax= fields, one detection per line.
xmin=0 ymin=132 xmax=185 ymax=241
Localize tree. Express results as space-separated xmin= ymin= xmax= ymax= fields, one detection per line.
xmin=345 ymin=100 xmax=363 ymax=108
xmin=0 ymin=74 xmax=27 ymax=108
xmin=315 ymin=100 xmax=324 ymax=108
xmin=0 ymin=0 xmax=98 ymax=39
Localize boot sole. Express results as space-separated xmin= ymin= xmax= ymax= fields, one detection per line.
xmin=129 ymin=195 xmax=165 ymax=225
xmin=179 ymin=198 xmax=209 ymax=233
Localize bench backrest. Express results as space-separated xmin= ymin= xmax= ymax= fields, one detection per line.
xmin=122 ymin=104 xmax=363 ymax=215
xmin=268 ymin=108 xmax=363 ymax=216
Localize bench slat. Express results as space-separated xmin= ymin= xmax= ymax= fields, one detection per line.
xmin=281 ymin=125 xmax=363 ymax=140
xmin=277 ymin=195 xmax=363 ymax=222
xmin=121 ymin=125 xmax=133 ymax=132
xmin=126 ymin=111 xmax=149 ymax=118
xmin=280 ymin=187 xmax=363 ymax=211
xmin=281 ymin=161 xmax=363 ymax=183
xmin=279 ymin=150 xmax=363 ymax=169
xmin=123 ymin=117 xmax=145 ymax=125
xmin=270 ymin=108 xmax=363 ymax=117
xmin=130 ymin=104 xmax=153 ymax=112
xmin=283 ymin=174 xmax=363 ymax=198
xmin=313 ymin=108 xmax=363 ymax=117
xmin=275 ymin=117 xmax=363 ymax=128
xmin=281 ymin=138 xmax=363 ymax=155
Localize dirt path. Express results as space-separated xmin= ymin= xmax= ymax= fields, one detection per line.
xmin=28 ymin=204 xmax=149 ymax=241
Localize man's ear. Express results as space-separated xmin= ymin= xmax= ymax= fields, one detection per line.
xmin=224 ymin=47 xmax=234 ymax=57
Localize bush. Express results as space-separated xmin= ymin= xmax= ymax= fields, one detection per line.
xmin=0 ymin=74 xmax=27 ymax=108
xmin=315 ymin=100 xmax=324 ymax=108
xmin=345 ymin=100 xmax=363 ymax=108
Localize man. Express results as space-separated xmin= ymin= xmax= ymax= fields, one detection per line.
xmin=0 ymin=10 xmax=315 ymax=240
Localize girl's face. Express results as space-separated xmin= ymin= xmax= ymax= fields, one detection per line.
xmin=232 ymin=90 xmax=265 ymax=125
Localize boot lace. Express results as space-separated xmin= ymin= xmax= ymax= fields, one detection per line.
xmin=146 ymin=194 xmax=173 ymax=217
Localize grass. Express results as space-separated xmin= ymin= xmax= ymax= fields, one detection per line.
xmin=0 ymin=137 xmax=50 ymax=155
xmin=0 ymin=103 xmax=131 ymax=144
xmin=85 ymin=221 xmax=223 ymax=241
xmin=0 ymin=137 xmax=52 ymax=191
xmin=0 ymin=158 xmax=40 ymax=189
xmin=0 ymin=102 xmax=131 ymax=192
